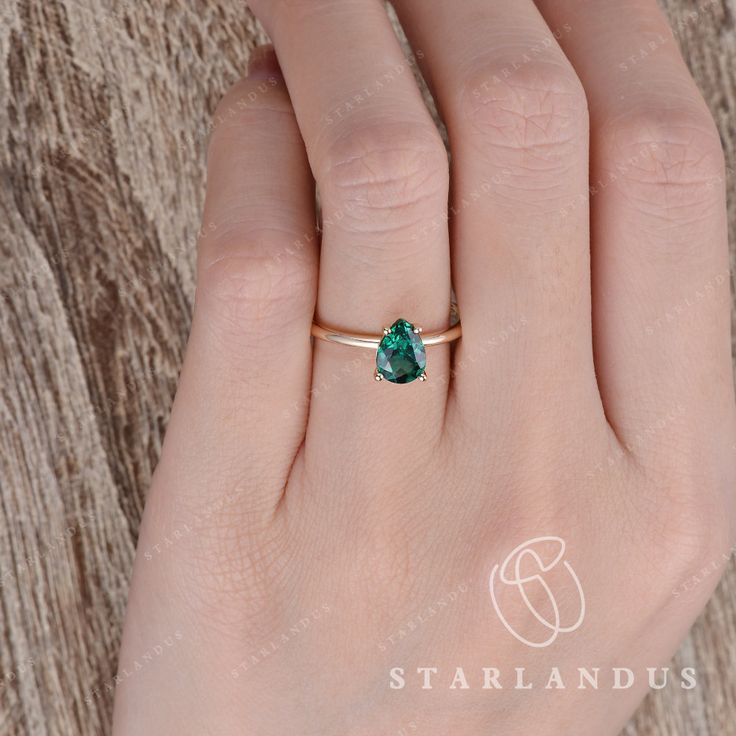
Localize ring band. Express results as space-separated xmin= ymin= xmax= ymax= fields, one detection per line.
xmin=310 ymin=315 xmax=461 ymax=385
xmin=310 ymin=321 xmax=462 ymax=349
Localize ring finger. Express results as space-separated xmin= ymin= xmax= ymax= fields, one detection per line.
xmin=248 ymin=0 xmax=453 ymax=471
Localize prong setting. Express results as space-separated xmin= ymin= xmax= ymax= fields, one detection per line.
xmin=418 ymin=371 xmax=428 ymax=381
xmin=375 ymin=318 xmax=428 ymax=384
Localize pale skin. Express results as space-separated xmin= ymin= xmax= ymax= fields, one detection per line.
xmin=112 ymin=1 xmax=736 ymax=734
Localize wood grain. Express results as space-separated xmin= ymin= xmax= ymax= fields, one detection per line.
xmin=0 ymin=1 xmax=734 ymax=734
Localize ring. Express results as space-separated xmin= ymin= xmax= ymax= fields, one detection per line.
xmin=311 ymin=317 xmax=462 ymax=384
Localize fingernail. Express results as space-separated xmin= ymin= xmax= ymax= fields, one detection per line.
xmin=247 ymin=44 xmax=280 ymax=79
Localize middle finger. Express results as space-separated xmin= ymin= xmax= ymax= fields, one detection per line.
xmin=393 ymin=0 xmax=603 ymax=434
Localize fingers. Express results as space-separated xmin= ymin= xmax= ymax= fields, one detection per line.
xmin=153 ymin=48 xmax=318 ymax=515
xmin=532 ymin=0 xmax=733 ymax=449
xmin=248 ymin=0 xmax=452 ymax=467
xmin=391 ymin=0 xmax=601 ymax=430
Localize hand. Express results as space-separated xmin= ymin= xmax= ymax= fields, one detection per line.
xmin=112 ymin=1 xmax=736 ymax=734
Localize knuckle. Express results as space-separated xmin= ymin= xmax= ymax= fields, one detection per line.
xmin=602 ymin=105 xmax=725 ymax=225
xmin=635 ymin=459 xmax=734 ymax=593
xmin=197 ymin=228 xmax=315 ymax=336
xmin=649 ymin=510 xmax=730 ymax=596
xmin=318 ymin=121 xmax=449 ymax=231
xmin=461 ymin=58 xmax=588 ymax=157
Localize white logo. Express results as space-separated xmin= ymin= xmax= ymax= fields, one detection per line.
xmin=489 ymin=536 xmax=585 ymax=648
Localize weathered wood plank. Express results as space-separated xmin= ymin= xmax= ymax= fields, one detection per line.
xmin=0 ymin=1 xmax=733 ymax=733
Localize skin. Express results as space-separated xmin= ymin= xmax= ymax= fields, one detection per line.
xmin=112 ymin=1 xmax=736 ymax=734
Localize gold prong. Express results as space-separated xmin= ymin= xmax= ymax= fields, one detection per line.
xmin=413 ymin=326 xmax=423 ymax=334
xmin=418 ymin=371 xmax=428 ymax=381
xmin=383 ymin=327 xmax=390 ymax=335
xmin=374 ymin=370 xmax=384 ymax=382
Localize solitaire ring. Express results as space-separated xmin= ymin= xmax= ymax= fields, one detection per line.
xmin=310 ymin=317 xmax=462 ymax=385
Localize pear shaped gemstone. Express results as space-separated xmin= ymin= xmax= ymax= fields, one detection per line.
xmin=376 ymin=318 xmax=426 ymax=384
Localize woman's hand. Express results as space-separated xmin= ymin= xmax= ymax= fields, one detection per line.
xmin=113 ymin=1 xmax=736 ymax=734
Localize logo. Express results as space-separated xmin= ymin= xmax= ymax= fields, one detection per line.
xmin=489 ymin=536 xmax=585 ymax=648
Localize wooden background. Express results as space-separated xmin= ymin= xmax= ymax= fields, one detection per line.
xmin=0 ymin=1 xmax=734 ymax=734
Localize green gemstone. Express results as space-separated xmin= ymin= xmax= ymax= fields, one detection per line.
xmin=376 ymin=318 xmax=426 ymax=384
